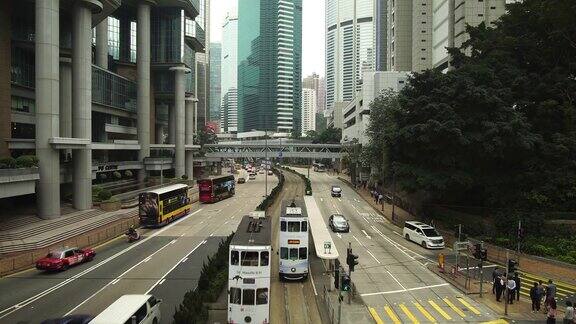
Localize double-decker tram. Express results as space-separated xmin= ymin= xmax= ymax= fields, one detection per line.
xmin=139 ymin=184 xmax=192 ymax=227
xmin=228 ymin=212 xmax=271 ymax=324
xmin=198 ymin=174 xmax=235 ymax=203
xmin=278 ymin=200 xmax=309 ymax=280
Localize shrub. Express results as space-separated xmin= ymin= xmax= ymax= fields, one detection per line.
xmin=113 ymin=171 xmax=122 ymax=179
xmin=125 ymin=170 xmax=133 ymax=177
xmin=181 ymin=174 xmax=188 ymax=180
xmin=256 ymin=168 xmax=284 ymax=211
xmin=0 ymin=157 xmax=16 ymax=169
xmin=15 ymin=155 xmax=39 ymax=168
xmin=97 ymin=189 xmax=112 ymax=202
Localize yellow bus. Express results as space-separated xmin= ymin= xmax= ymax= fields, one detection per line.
xmin=139 ymin=184 xmax=192 ymax=227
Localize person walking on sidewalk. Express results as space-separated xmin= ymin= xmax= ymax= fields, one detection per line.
xmin=514 ymin=272 xmax=521 ymax=301
xmin=530 ymin=282 xmax=542 ymax=312
xmin=565 ymin=300 xmax=575 ymax=324
xmin=495 ymin=275 xmax=505 ymax=302
xmin=492 ymin=267 xmax=500 ymax=294
xmin=539 ymin=280 xmax=547 ymax=313
xmin=546 ymin=279 xmax=558 ymax=311
xmin=507 ymin=275 xmax=517 ymax=304
xmin=547 ymin=298 xmax=558 ymax=324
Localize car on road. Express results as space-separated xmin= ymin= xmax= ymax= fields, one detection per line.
xmin=90 ymin=294 xmax=162 ymax=324
xmin=259 ymin=169 xmax=265 ymax=174
xmin=331 ymin=185 xmax=342 ymax=197
xmin=402 ymin=221 xmax=445 ymax=249
xmin=249 ymin=173 xmax=257 ymax=180
xmin=36 ymin=247 xmax=95 ymax=271
xmin=267 ymin=170 xmax=273 ymax=175
xmin=329 ymin=214 xmax=350 ymax=232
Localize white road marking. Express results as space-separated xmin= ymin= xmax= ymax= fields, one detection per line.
xmin=336 ymin=233 xmax=342 ymax=239
xmin=210 ymin=233 xmax=214 ymax=237
xmin=320 ymin=198 xmax=324 ymax=202
xmin=0 ymin=208 xmax=204 ymax=320
xmin=143 ymin=256 xmax=151 ymax=263
xmin=200 ymin=221 xmax=204 ymax=224
xmin=361 ymin=230 xmax=372 ymax=240
xmin=393 ymin=231 xmax=401 ymax=236
xmin=181 ymin=257 xmax=188 ymax=263
xmin=338 ymin=198 xmax=342 ymax=202
xmin=371 ymin=225 xmax=434 ymax=264
xmin=386 ymin=270 xmax=407 ymax=290
xmin=110 ymin=279 xmax=120 ymax=285
xmin=224 ymin=220 xmax=229 ymax=225
xmin=309 ymin=268 xmax=318 ymax=296
xmin=158 ymin=279 xmax=166 ymax=286
xmin=360 ymin=283 xmax=450 ymax=297
xmin=366 ymin=250 xmax=381 ymax=264
xmin=352 ymin=235 xmax=364 ymax=247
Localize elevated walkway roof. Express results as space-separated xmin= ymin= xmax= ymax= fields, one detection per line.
xmin=304 ymin=196 xmax=339 ymax=260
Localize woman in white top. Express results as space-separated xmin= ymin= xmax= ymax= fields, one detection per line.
xmin=565 ymin=300 xmax=575 ymax=324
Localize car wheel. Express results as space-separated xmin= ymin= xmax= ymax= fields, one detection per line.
xmin=405 ymin=234 xmax=410 ymax=241
xmin=153 ymin=318 xmax=158 ymax=324
xmin=61 ymin=263 xmax=68 ymax=271
xmin=421 ymin=241 xmax=427 ymax=248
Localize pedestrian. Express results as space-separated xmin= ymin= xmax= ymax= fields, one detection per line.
xmin=538 ymin=280 xmax=547 ymax=313
xmin=545 ymin=279 xmax=557 ymax=311
xmin=565 ymin=300 xmax=575 ymax=324
xmin=530 ymin=282 xmax=541 ymax=312
xmin=514 ymin=272 xmax=521 ymax=301
xmin=492 ymin=267 xmax=500 ymax=294
xmin=495 ymin=275 xmax=504 ymax=302
xmin=507 ymin=275 xmax=517 ymax=304
xmin=378 ymin=193 xmax=383 ymax=204
xmin=547 ymin=298 xmax=557 ymax=324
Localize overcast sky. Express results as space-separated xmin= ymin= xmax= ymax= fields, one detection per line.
xmin=210 ymin=0 xmax=326 ymax=78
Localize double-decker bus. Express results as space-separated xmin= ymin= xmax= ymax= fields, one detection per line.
xmin=278 ymin=200 xmax=309 ymax=280
xmin=228 ymin=212 xmax=271 ymax=324
xmin=139 ymin=184 xmax=192 ymax=227
xmin=198 ymin=175 xmax=235 ymax=203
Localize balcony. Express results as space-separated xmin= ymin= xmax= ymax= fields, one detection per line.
xmin=0 ymin=168 xmax=40 ymax=199
xmin=185 ymin=20 xmax=205 ymax=52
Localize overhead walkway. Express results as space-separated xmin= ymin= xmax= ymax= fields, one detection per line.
xmin=204 ymin=142 xmax=344 ymax=159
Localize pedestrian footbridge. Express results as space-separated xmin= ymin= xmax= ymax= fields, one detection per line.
xmin=203 ymin=142 xmax=344 ymax=159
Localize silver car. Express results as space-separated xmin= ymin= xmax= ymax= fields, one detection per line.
xmin=329 ymin=214 xmax=350 ymax=233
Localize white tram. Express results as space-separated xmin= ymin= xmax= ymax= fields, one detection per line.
xmin=278 ymin=200 xmax=309 ymax=280
xmin=228 ymin=212 xmax=271 ymax=324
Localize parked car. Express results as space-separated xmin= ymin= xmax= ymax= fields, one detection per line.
xmin=402 ymin=221 xmax=445 ymax=249
xmin=331 ymin=185 xmax=342 ymax=197
xmin=36 ymin=247 xmax=95 ymax=271
xmin=328 ymin=214 xmax=350 ymax=233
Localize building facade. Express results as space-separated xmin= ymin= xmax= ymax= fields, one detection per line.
xmin=302 ymin=72 xmax=326 ymax=114
xmin=1 ymin=0 xmax=205 ymax=218
xmin=209 ymin=42 xmax=221 ymax=122
xmin=195 ymin=0 xmax=210 ymax=131
xmin=237 ymin=0 xmax=302 ymax=133
xmin=220 ymin=11 xmax=238 ymax=133
xmin=301 ymin=88 xmax=317 ymax=136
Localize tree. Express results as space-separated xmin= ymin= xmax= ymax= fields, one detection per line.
xmin=311 ymin=126 xmax=342 ymax=144
xmin=194 ymin=126 xmax=218 ymax=146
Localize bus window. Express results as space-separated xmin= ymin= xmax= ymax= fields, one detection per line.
xmin=280 ymin=221 xmax=286 ymax=232
xmin=242 ymin=289 xmax=255 ymax=305
xmin=289 ymin=248 xmax=298 ymax=260
xmin=299 ymin=247 xmax=308 ymax=260
xmin=256 ymin=288 xmax=269 ymax=305
xmin=229 ymin=287 xmax=241 ymax=304
xmin=301 ymin=221 xmax=308 ymax=232
xmin=260 ymin=251 xmax=269 ymax=266
xmin=288 ymin=221 xmax=300 ymax=232
xmin=231 ymin=251 xmax=239 ymax=265
xmin=241 ymin=251 xmax=259 ymax=266
xmin=280 ymin=247 xmax=288 ymax=260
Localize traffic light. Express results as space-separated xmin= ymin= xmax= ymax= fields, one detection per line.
xmin=341 ymin=274 xmax=351 ymax=291
xmin=346 ymin=248 xmax=359 ymax=272
xmin=334 ymin=268 xmax=340 ymax=289
xmin=508 ymin=259 xmax=517 ymax=273
xmin=473 ymin=243 xmax=482 ymax=259
xmin=480 ymin=248 xmax=488 ymax=261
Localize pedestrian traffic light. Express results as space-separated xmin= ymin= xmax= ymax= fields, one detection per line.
xmin=473 ymin=243 xmax=482 ymax=259
xmin=341 ymin=274 xmax=351 ymax=291
xmin=508 ymin=259 xmax=517 ymax=273
xmin=480 ymin=248 xmax=488 ymax=261
xmin=346 ymin=248 xmax=359 ymax=272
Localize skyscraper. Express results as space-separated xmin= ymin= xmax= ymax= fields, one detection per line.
xmin=221 ymin=11 xmax=238 ymax=133
xmin=301 ymin=88 xmax=317 ymax=136
xmin=237 ymin=0 xmax=302 ymax=133
xmin=209 ymin=42 xmax=221 ymax=122
xmin=302 ymin=72 xmax=326 ymax=113
xmin=196 ymin=0 xmax=210 ymax=130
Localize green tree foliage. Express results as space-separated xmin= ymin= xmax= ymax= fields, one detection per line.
xmin=194 ymin=126 xmax=219 ymax=146
xmin=315 ymin=112 xmax=327 ymax=132
xmin=309 ymin=126 xmax=342 ymax=144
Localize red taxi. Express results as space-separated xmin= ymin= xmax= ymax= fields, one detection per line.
xmin=36 ymin=247 xmax=95 ymax=271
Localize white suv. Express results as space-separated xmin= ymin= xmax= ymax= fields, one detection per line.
xmin=402 ymin=221 xmax=445 ymax=249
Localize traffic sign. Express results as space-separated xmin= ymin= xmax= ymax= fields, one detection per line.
xmin=324 ymin=241 xmax=332 ymax=254
xmin=278 ymin=152 xmax=283 ymax=158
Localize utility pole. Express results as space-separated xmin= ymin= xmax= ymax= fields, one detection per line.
xmin=308 ymin=158 xmax=310 ymax=179
xmin=337 ymin=267 xmax=342 ymax=324
xmin=479 ymin=249 xmax=484 ymax=298
xmin=455 ymin=224 xmax=462 ymax=269
xmin=504 ymin=250 xmax=509 ymax=316
xmin=517 ymin=219 xmax=522 ymax=262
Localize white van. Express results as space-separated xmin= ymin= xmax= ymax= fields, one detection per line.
xmin=402 ymin=221 xmax=445 ymax=249
xmin=90 ymin=294 xmax=162 ymax=324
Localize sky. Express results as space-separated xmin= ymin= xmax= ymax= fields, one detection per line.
xmin=209 ymin=0 xmax=326 ymax=78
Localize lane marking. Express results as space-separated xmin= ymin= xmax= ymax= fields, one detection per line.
xmin=0 ymin=208 xmax=204 ymax=320
xmin=366 ymin=250 xmax=381 ymax=264
xmin=393 ymin=231 xmax=401 ymax=236
xmin=384 ymin=305 xmax=402 ymax=324
xmin=309 ymin=269 xmax=318 ymax=296
xmin=181 ymin=257 xmax=188 ymax=263
xmin=456 ymin=297 xmax=481 ymax=315
xmin=368 ymin=307 xmax=384 ymax=324
xmin=336 ymin=233 xmax=342 ymax=239
xmin=158 ymin=279 xmax=166 ymax=286
xmin=399 ymin=304 xmax=420 ymax=324
xmin=360 ymin=283 xmax=450 ymax=297
xmin=386 ymin=270 xmax=406 ymax=290
xmin=414 ymin=302 xmax=437 ymax=323
xmin=443 ymin=297 xmax=466 ymax=318
xmin=110 ymin=279 xmax=120 ymax=285
xmin=143 ymin=256 xmax=151 ymax=263
xmin=428 ymin=300 xmax=452 ymax=320
xmin=352 ymin=235 xmax=365 ymax=247
xmin=320 ymin=198 xmax=324 ymax=202
xmin=361 ymin=229 xmax=372 ymax=239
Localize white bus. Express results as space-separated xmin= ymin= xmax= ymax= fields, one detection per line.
xmin=278 ymin=200 xmax=309 ymax=280
xmin=228 ymin=212 xmax=271 ymax=324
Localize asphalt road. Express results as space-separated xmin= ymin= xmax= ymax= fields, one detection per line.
xmin=298 ymin=168 xmax=502 ymax=323
xmin=0 ymin=172 xmax=276 ymax=324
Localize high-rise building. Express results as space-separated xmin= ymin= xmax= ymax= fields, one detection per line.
xmin=301 ymin=88 xmax=317 ymax=136
xmin=1 ymin=0 xmax=205 ymax=218
xmin=221 ymin=11 xmax=238 ymax=133
xmin=237 ymin=0 xmax=302 ymax=134
xmin=209 ymin=42 xmax=221 ymax=122
xmin=302 ymin=72 xmax=326 ymax=114
xmin=195 ymin=0 xmax=210 ymax=131
xmin=325 ymin=0 xmax=381 ymax=112
xmin=386 ymin=0 xmax=432 ymax=72
xmin=432 ymin=0 xmax=508 ymax=70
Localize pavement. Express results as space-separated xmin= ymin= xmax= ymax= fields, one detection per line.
xmin=294 ymin=168 xmax=506 ymax=323
xmin=0 ymin=172 xmax=276 ymax=324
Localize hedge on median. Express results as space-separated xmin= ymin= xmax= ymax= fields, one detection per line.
xmin=256 ymin=168 xmax=285 ymax=211
xmin=280 ymin=166 xmax=312 ymax=195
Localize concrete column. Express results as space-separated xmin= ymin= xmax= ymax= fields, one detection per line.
xmin=59 ymin=57 xmax=72 ymax=161
xmin=35 ymin=0 xmax=61 ymax=219
xmin=170 ymin=67 xmax=190 ymax=178
xmin=137 ymin=2 xmax=151 ymax=182
xmin=168 ymin=105 xmax=175 ymax=144
xmin=95 ymin=18 xmax=108 ymax=69
xmin=72 ymin=0 xmax=102 ymax=210
xmin=185 ymin=97 xmax=197 ymax=179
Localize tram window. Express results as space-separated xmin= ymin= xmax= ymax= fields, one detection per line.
xmin=280 ymin=247 xmax=288 ymax=260
xmin=256 ymin=288 xmax=269 ymax=305
xmin=230 ymin=287 xmax=241 ymax=304
xmin=280 ymin=221 xmax=287 ymax=232
xmin=299 ymin=247 xmax=308 ymax=260
xmin=260 ymin=251 xmax=269 ymax=266
xmin=301 ymin=221 xmax=308 ymax=232
xmin=231 ymin=251 xmax=239 ymax=265
xmin=288 ymin=221 xmax=300 ymax=232
xmin=242 ymin=289 xmax=255 ymax=305
xmin=289 ymin=248 xmax=298 ymax=260
xmin=241 ymin=251 xmax=259 ymax=266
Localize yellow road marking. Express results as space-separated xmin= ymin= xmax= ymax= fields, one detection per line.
xmin=480 ymin=319 xmax=509 ymax=324
xmin=384 ymin=305 xmax=402 ymax=324
xmin=428 ymin=300 xmax=452 ymax=320
xmin=399 ymin=304 xmax=420 ymax=324
xmin=444 ymin=297 xmax=466 ymax=318
xmin=368 ymin=307 xmax=384 ymax=324
xmin=414 ymin=301 xmax=437 ymax=323
xmin=456 ymin=297 xmax=481 ymax=315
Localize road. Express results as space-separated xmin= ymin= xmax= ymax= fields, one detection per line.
xmin=298 ymin=168 xmax=502 ymax=323
xmin=0 ymin=172 xmax=276 ymax=324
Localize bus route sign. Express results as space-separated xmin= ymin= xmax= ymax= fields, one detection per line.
xmin=324 ymin=241 xmax=332 ymax=254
